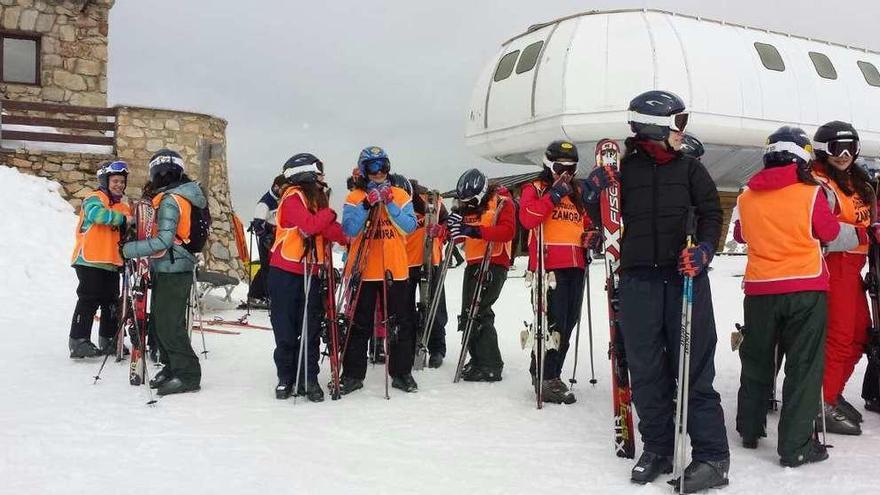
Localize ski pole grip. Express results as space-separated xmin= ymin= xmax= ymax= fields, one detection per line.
xmin=684 ymin=206 xmax=697 ymax=247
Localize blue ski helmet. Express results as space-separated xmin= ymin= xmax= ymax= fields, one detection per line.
xmin=358 ymin=146 xmax=390 ymax=177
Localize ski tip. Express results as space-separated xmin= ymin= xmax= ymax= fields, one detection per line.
xmin=146 ymin=399 xmax=158 ymax=406
xmin=589 ymin=379 xmax=598 ymax=386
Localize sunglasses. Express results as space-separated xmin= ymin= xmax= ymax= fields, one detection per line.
xmin=815 ymin=139 xmax=859 ymax=158
xmin=364 ymin=159 xmax=390 ymax=175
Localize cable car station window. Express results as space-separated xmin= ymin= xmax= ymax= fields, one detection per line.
xmin=1 ymin=32 xmax=40 ymax=85
xmin=754 ymin=42 xmax=785 ymax=72
xmin=493 ymin=50 xmax=520 ymax=82
xmin=858 ymin=61 xmax=880 ymax=87
xmin=515 ymin=41 xmax=544 ymax=75
xmin=809 ymin=52 xmax=837 ymax=80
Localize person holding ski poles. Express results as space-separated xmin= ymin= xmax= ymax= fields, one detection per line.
xmin=268 ymin=153 xmax=346 ymax=401
xmin=405 ymin=178 xmax=450 ymax=368
xmin=733 ymin=126 xmax=867 ymax=468
xmin=338 ymin=146 xmax=418 ymax=395
xmin=584 ymin=91 xmax=729 ymax=490
xmin=246 ymin=174 xmax=286 ymax=309
xmin=811 ymin=121 xmax=880 ymax=434
xmin=68 ymin=160 xmax=132 ymax=358
xmin=446 ymin=168 xmax=515 ymax=382
xmin=519 ymin=140 xmax=596 ymax=404
xmin=122 ymin=149 xmax=207 ymax=396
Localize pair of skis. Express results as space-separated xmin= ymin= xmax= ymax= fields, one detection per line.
xmin=414 ymin=190 xmax=441 ymax=371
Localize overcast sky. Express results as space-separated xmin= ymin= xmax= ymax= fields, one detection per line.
xmin=108 ymin=0 xmax=879 ymax=215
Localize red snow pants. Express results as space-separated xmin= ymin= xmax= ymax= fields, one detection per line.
xmin=823 ymin=252 xmax=871 ymax=404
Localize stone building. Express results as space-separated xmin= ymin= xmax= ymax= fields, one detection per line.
xmin=0 ymin=0 xmax=245 ymax=280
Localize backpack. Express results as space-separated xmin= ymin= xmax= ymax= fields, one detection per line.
xmin=185 ymin=200 xmax=212 ymax=254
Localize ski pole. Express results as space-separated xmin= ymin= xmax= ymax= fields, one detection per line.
xmin=570 ymin=251 xmax=597 ymax=387
xmin=94 ymin=265 xmax=129 ymax=384
xmin=192 ymin=267 xmax=208 ymax=358
xmin=672 ymin=207 xmax=697 ymax=493
xmin=246 ymin=222 xmax=254 ymax=318
xmin=294 ymin=241 xmax=315 ymax=404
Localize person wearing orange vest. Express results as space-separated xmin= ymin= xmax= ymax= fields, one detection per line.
xmin=811 ymin=121 xmax=880 ymax=434
xmin=68 ymin=160 xmax=133 ymax=358
xmin=122 ymin=149 xmax=207 ymax=397
xmin=268 ymin=153 xmax=346 ymax=401
xmin=519 ymin=140 xmax=595 ymax=404
xmin=446 ymin=168 xmax=515 ymax=381
xmin=733 ymin=126 xmax=860 ymax=468
xmin=404 ymin=178 xmax=449 ymax=368
xmin=338 ymin=146 xmax=418 ymax=395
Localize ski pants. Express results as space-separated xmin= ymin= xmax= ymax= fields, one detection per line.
xmin=248 ymin=233 xmax=272 ymax=300
xmin=530 ymin=267 xmax=585 ymax=380
xmin=823 ymin=253 xmax=870 ymax=404
xmin=619 ymin=268 xmax=729 ymax=462
xmin=862 ymin=359 xmax=880 ymax=401
xmin=460 ymin=263 xmax=508 ymax=371
xmin=407 ymin=265 xmax=448 ymax=357
xmin=736 ymin=292 xmax=825 ymax=461
xmin=70 ymin=265 xmax=120 ymax=340
xmin=343 ymin=279 xmax=415 ymax=379
xmin=149 ymin=271 xmax=200 ymax=386
xmin=268 ymin=267 xmax=323 ymax=385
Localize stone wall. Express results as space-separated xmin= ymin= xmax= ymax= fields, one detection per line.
xmin=1 ymin=105 xmax=246 ymax=282
xmin=0 ymin=0 xmax=113 ymax=107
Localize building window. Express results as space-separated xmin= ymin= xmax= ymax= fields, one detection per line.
xmin=1 ymin=32 xmax=40 ymax=85
xmin=858 ymin=61 xmax=880 ymax=87
xmin=809 ymin=52 xmax=837 ymax=80
xmin=754 ymin=42 xmax=785 ymax=72
xmin=493 ymin=50 xmax=520 ymax=82
xmin=515 ymin=41 xmax=544 ymax=75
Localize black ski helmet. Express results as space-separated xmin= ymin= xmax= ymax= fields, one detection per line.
xmin=628 ymin=90 xmax=688 ymax=141
xmin=389 ymin=173 xmax=413 ymax=196
xmin=680 ymin=133 xmax=705 ymax=159
xmin=543 ymin=140 xmax=579 ymax=175
xmin=96 ymin=160 xmax=129 ymax=191
xmin=814 ymin=121 xmax=860 ymax=162
xmin=149 ymin=148 xmax=184 ymax=184
xmin=763 ymin=126 xmax=814 ymax=169
xmin=282 ymin=153 xmax=324 ymax=184
xmin=456 ymin=168 xmax=488 ymax=203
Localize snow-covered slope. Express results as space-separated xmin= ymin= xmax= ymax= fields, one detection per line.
xmin=0 ymin=164 xmax=875 ymax=494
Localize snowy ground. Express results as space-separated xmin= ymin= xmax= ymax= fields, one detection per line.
xmin=1 ymin=165 xmax=876 ymax=494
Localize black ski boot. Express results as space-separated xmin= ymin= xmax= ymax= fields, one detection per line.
xmin=741 ymin=436 xmax=759 ymax=449
xmin=69 ymin=338 xmax=101 ymax=358
xmin=820 ymin=403 xmax=861 ymax=435
xmin=780 ymin=439 xmax=829 ymax=467
xmin=149 ymin=368 xmax=172 ymax=389
xmin=669 ymin=458 xmax=730 ymax=493
xmin=541 ymin=378 xmax=576 ymax=404
xmin=391 ymin=374 xmax=419 ymax=393
xmin=836 ymin=395 xmax=863 ymax=423
xmin=156 ymin=377 xmax=200 ymax=396
xmin=865 ymin=398 xmax=880 ymax=413
xmin=98 ymin=336 xmax=129 ymax=356
xmin=461 ymin=362 xmax=484 ymax=381
xmin=631 ymin=451 xmax=673 ymax=484
xmin=336 ymin=376 xmax=363 ymax=396
xmin=275 ymin=381 xmax=293 ymax=400
xmin=428 ymin=353 xmax=444 ymax=368
xmin=305 ymin=382 xmax=325 ymax=402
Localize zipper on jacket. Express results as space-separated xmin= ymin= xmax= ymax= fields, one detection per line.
xmin=652 ymin=163 xmax=659 ymax=267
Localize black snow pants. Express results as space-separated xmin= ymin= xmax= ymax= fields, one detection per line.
xmin=530 ymin=267 xmax=585 ymax=380
xmin=618 ymin=267 xmax=729 ymax=462
xmin=70 ymin=265 xmax=120 ymax=340
xmin=268 ymin=267 xmax=323 ymax=385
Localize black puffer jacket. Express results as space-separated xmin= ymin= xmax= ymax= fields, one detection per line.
xmin=588 ymin=140 xmax=722 ymax=271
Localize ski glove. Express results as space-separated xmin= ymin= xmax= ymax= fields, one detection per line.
xmin=379 ymin=185 xmax=394 ymax=204
xmin=365 ymin=188 xmax=382 ymax=207
xmin=678 ymin=241 xmax=713 ymax=277
xmin=582 ymin=165 xmax=620 ymax=203
xmin=549 ymin=175 xmax=573 ymax=205
xmin=582 ymin=228 xmax=604 ymax=251
xmin=446 ymin=213 xmax=480 ymax=241
xmin=427 ymin=223 xmax=446 ymax=239
xmin=250 ymin=219 xmax=267 ymax=236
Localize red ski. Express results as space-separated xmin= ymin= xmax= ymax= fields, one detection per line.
xmin=597 ymin=138 xmax=635 ymax=459
xmin=191 ymin=326 xmax=241 ymax=335
xmin=127 ymin=200 xmax=154 ymax=387
xmin=321 ymin=243 xmax=343 ymax=400
xmin=199 ymin=316 xmax=272 ymax=331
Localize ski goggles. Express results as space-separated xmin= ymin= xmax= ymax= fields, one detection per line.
xmin=98 ymin=160 xmax=129 ymax=176
xmin=815 ymin=139 xmax=860 ymax=158
xmin=628 ymin=111 xmax=689 ymax=132
xmin=543 ymin=157 xmax=578 ymax=176
xmin=363 ymin=158 xmax=390 ymax=175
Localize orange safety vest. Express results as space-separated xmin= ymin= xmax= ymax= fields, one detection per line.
xmin=463 ymin=194 xmax=511 ymax=262
xmin=70 ymin=190 xmax=131 ymax=266
xmin=814 ymin=171 xmax=870 ymax=255
xmin=738 ymin=183 xmax=825 ymax=283
xmin=152 ymin=192 xmax=192 ymax=246
xmin=344 ymin=187 xmax=411 ymax=281
xmin=529 ymin=180 xmax=584 ymax=247
xmin=406 ymin=194 xmax=442 ymax=267
xmin=271 ymin=186 xmax=327 ymax=263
